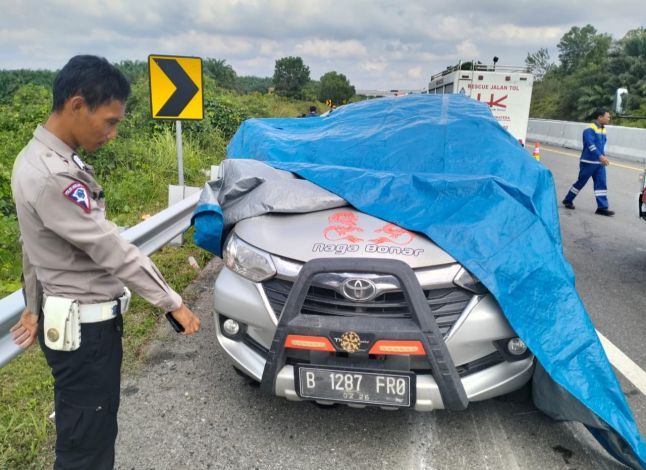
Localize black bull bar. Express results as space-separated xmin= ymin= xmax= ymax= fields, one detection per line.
xmin=260 ymin=258 xmax=469 ymax=411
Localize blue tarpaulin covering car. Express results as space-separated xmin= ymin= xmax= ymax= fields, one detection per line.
xmin=196 ymin=94 xmax=645 ymax=468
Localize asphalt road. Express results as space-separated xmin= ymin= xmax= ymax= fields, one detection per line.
xmin=115 ymin=145 xmax=645 ymax=469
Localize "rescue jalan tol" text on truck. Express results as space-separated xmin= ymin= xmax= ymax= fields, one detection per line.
xmin=428 ymin=60 xmax=534 ymax=146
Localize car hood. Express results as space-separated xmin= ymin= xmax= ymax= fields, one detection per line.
xmin=234 ymin=208 xmax=456 ymax=268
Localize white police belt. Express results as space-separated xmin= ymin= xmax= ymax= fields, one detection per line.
xmin=78 ymin=287 xmax=131 ymax=323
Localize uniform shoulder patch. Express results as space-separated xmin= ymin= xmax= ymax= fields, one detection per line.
xmin=63 ymin=182 xmax=91 ymax=213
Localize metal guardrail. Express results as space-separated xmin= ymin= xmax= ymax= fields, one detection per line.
xmin=0 ymin=190 xmax=201 ymax=368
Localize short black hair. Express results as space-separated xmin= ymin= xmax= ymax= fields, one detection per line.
xmin=309 ymin=105 xmax=317 ymax=112
xmin=52 ymin=55 xmax=131 ymax=112
xmin=592 ymin=108 xmax=609 ymax=120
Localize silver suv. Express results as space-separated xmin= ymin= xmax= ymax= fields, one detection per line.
xmin=212 ymin=204 xmax=534 ymax=411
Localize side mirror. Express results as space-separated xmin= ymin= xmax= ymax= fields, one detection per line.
xmin=613 ymin=87 xmax=628 ymax=115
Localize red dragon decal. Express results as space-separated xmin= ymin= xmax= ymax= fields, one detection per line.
xmin=369 ymin=223 xmax=415 ymax=245
xmin=323 ymin=211 xmax=364 ymax=243
xmin=323 ymin=212 xmax=415 ymax=245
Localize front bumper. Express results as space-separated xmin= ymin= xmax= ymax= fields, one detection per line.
xmin=216 ymin=322 xmax=534 ymax=410
xmin=214 ymin=259 xmax=534 ymax=410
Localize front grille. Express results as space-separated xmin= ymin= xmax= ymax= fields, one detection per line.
xmin=262 ymin=277 xmax=474 ymax=336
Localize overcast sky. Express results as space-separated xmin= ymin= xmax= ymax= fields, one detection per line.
xmin=0 ymin=0 xmax=642 ymax=90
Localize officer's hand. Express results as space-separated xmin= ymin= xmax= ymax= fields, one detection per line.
xmin=171 ymin=304 xmax=200 ymax=335
xmin=600 ymin=156 xmax=610 ymax=166
xmin=10 ymin=309 xmax=39 ymax=349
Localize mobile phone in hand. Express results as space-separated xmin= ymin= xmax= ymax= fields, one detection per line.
xmin=165 ymin=312 xmax=185 ymax=333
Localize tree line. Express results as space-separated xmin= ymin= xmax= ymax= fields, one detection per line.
xmin=527 ymin=25 xmax=646 ymax=126
xmin=0 ymin=56 xmax=356 ymax=107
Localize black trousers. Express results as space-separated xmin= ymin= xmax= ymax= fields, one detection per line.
xmin=38 ymin=314 xmax=123 ymax=470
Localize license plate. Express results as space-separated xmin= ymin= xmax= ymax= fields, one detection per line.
xmin=297 ymin=366 xmax=413 ymax=407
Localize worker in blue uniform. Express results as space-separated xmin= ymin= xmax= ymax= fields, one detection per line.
xmin=562 ymin=108 xmax=614 ymax=216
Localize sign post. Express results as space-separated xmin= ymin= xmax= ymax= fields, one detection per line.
xmin=175 ymin=120 xmax=184 ymax=188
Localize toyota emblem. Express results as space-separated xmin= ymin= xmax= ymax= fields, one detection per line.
xmin=341 ymin=278 xmax=377 ymax=302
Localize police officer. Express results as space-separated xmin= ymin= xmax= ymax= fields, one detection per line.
xmin=10 ymin=55 xmax=200 ymax=469
xmin=562 ymin=108 xmax=614 ymax=216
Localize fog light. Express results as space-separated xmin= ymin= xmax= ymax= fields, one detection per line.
xmin=507 ymin=337 xmax=528 ymax=356
xmin=223 ymin=319 xmax=241 ymax=337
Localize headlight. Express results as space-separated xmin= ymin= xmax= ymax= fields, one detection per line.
xmin=453 ymin=267 xmax=487 ymax=294
xmin=223 ymin=233 xmax=276 ymax=282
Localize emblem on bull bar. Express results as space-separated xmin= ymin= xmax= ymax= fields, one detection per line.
xmin=340 ymin=332 xmax=361 ymax=353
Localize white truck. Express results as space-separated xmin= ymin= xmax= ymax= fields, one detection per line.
xmin=428 ymin=61 xmax=534 ymax=146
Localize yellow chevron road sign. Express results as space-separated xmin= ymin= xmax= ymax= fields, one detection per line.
xmin=148 ymin=55 xmax=203 ymax=120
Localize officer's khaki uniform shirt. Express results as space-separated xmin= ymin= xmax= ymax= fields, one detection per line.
xmin=11 ymin=125 xmax=182 ymax=314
